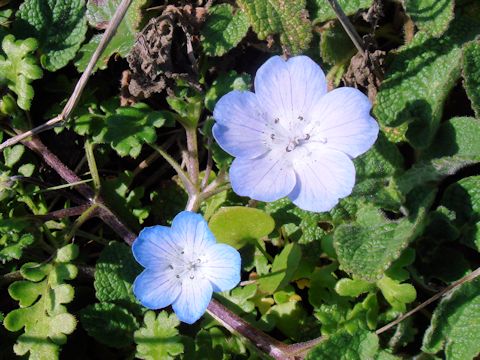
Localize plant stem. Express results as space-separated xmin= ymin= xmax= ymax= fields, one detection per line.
xmin=63 ymin=203 xmax=99 ymax=245
xmin=85 ymin=139 xmax=101 ymax=195
xmin=185 ymin=126 xmax=200 ymax=188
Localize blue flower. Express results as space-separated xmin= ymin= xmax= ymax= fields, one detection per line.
xmin=132 ymin=211 xmax=241 ymax=324
xmin=213 ymin=55 xmax=379 ymax=212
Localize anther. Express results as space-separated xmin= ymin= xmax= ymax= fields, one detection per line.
xmin=270 ymin=133 xmax=275 ymax=140
xmin=274 ymin=118 xmax=280 ymax=124
xmin=176 ymin=274 xmax=180 ymax=278
xmin=304 ymin=134 xmax=310 ymax=140
xmin=197 ymin=258 xmax=201 ymax=263
xmin=298 ymin=116 xmax=304 ymax=121
xmin=189 ymin=275 xmax=195 ymax=279
xmin=168 ymin=264 xmax=174 ymax=269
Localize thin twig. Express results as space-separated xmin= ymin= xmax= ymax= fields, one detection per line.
xmin=200 ymin=137 xmax=213 ymax=190
xmin=85 ymin=139 xmax=101 ymax=194
xmin=0 ymin=0 xmax=134 ymax=152
xmin=35 ymin=204 xmax=91 ymax=221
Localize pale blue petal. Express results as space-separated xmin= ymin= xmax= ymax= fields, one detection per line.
xmin=309 ymin=87 xmax=379 ymax=158
xmin=171 ymin=211 xmax=216 ymax=256
xmin=289 ymin=147 xmax=355 ymax=212
xmin=172 ymin=277 xmax=213 ymax=324
xmin=201 ymin=244 xmax=241 ymax=292
xmin=229 ymin=149 xmax=296 ymax=202
xmin=133 ymin=269 xmax=180 ymax=309
xmin=254 ymin=55 xmax=327 ymax=124
xmin=213 ymin=90 xmax=269 ymax=159
xmin=132 ymin=225 xmax=182 ymax=268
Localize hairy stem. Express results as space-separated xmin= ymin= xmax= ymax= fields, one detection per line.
xmin=185 ymin=126 xmax=200 ymax=188
xmin=85 ymin=139 xmax=101 ymax=194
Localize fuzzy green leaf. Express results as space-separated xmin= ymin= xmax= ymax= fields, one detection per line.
xmin=404 ymin=0 xmax=454 ymax=37
xmin=201 ymin=4 xmax=249 ymax=57
xmin=134 ymin=311 xmax=184 ymax=360
xmin=309 ymin=0 xmax=373 ymax=23
xmin=237 ymin=0 xmax=312 ymax=54
xmin=306 ymin=329 xmax=379 ymax=360
xmin=204 ymin=71 xmax=251 ymax=112
xmin=320 ymin=21 xmax=356 ymax=65
xmin=463 ymin=41 xmax=480 ymax=117
xmin=4 ymin=245 xmax=78 ymax=359
xmin=422 ymin=277 xmax=480 ymax=359
xmin=374 ymin=5 xmax=480 ymax=148
xmin=15 ymin=0 xmax=87 ymax=71
xmin=0 ymin=35 xmax=42 ymax=110
xmin=75 ymin=0 xmax=147 ymax=71
xmin=94 ymin=242 xmax=142 ymax=309
xmin=80 ymin=303 xmax=139 ymax=348
xmin=209 ymin=206 xmax=275 ymax=249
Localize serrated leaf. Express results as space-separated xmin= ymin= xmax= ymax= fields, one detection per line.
xmin=404 ymin=0 xmax=454 ymax=37
xmin=306 ymin=329 xmax=379 ymax=360
xmin=258 ymin=243 xmax=302 ymax=294
xmin=309 ymin=0 xmax=373 ymax=23
xmin=237 ymin=0 xmax=312 ymax=54
xmin=422 ymin=276 xmax=480 ymax=359
xmin=374 ymin=5 xmax=480 ymax=148
xmin=209 ymin=206 xmax=275 ymax=249
xmin=134 ymin=311 xmax=184 ymax=360
xmin=4 ymin=245 xmax=78 ymax=359
xmin=0 ymin=35 xmax=42 ymax=110
xmin=15 ymin=0 xmax=87 ymax=71
xmin=201 ymin=4 xmax=249 ymax=57
xmin=94 ymin=241 xmax=142 ymax=309
xmin=80 ymin=303 xmax=139 ymax=348
xmin=441 ymin=176 xmax=480 ymax=250
xmin=75 ymin=0 xmax=147 ymax=71
xmin=463 ymin=41 xmax=480 ymax=117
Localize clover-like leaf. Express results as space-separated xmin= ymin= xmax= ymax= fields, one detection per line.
xmin=75 ymin=0 xmax=147 ymax=71
xmin=134 ymin=311 xmax=184 ymax=360
xmin=0 ymin=218 xmax=35 ymax=262
xmin=15 ymin=0 xmax=87 ymax=71
xmin=309 ymin=0 xmax=373 ymax=23
xmin=374 ymin=4 xmax=480 ymax=148
xmin=422 ymin=276 xmax=480 ymax=359
xmin=463 ymin=41 xmax=480 ymax=118
xmin=404 ymin=0 xmax=454 ymax=37
xmin=4 ymin=244 xmax=78 ymax=359
xmin=201 ymin=4 xmax=249 ymax=57
xmin=0 ymin=35 xmax=42 ymax=110
xmin=237 ymin=0 xmax=312 ymax=54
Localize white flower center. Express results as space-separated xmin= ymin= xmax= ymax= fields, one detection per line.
xmin=168 ymin=248 xmax=208 ymax=283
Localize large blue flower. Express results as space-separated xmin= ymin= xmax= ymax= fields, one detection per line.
xmin=213 ymin=55 xmax=379 ymax=212
xmin=132 ymin=211 xmax=241 ymax=324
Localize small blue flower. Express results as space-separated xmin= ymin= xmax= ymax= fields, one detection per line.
xmin=213 ymin=55 xmax=379 ymax=212
xmin=132 ymin=211 xmax=241 ymax=324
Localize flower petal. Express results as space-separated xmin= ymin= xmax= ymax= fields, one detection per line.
xmin=213 ymin=90 xmax=269 ymax=159
xmin=132 ymin=225 xmax=182 ymax=268
xmin=133 ymin=269 xmax=180 ymax=309
xmin=254 ymin=55 xmax=327 ymax=125
xmin=172 ymin=277 xmax=213 ymax=324
xmin=289 ymin=148 xmax=355 ymax=212
xmin=229 ymin=149 xmax=296 ymax=202
xmin=171 ymin=211 xmax=216 ymax=256
xmin=309 ymin=87 xmax=379 ymax=158
xmin=201 ymin=244 xmax=241 ymax=292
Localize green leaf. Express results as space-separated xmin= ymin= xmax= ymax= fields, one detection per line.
xmin=306 ymin=329 xmax=379 ymax=360
xmin=463 ymin=41 xmax=480 ymax=117
xmin=80 ymin=302 xmax=139 ymax=348
xmin=377 ymin=276 xmax=416 ymax=312
xmin=134 ymin=311 xmax=184 ymax=360
xmin=320 ymin=21 xmax=356 ymax=65
xmin=0 ymin=218 xmax=35 ymax=262
xmin=0 ymin=35 xmax=42 ymax=110
xmin=422 ymin=276 xmax=480 ymax=359
xmin=209 ymin=206 xmax=275 ymax=249
xmin=374 ymin=5 xmax=480 ymax=148
xmin=334 ymin=200 xmax=429 ymax=281
xmin=4 ymin=245 xmax=78 ymax=359
xmin=309 ymin=0 xmax=373 ymax=23
xmin=441 ymin=176 xmax=480 ymax=250
xmin=262 ymin=300 xmax=307 ymax=340
xmin=258 ymin=243 xmax=302 ymax=293
xmin=15 ymin=0 xmax=87 ymax=71
xmin=237 ymin=0 xmax=312 ymax=54
xmin=335 ymin=278 xmax=375 ymax=297
xmin=75 ymin=0 xmax=147 ymax=71
xmin=94 ymin=242 xmax=142 ymax=310
xmin=201 ymin=4 xmax=249 ymax=57
xmin=204 ymin=71 xmax=251 ymax=112
xmin=404 ymin=0 xmax=454 ymax=37
xmin=4 ymin=144 xmax=24 ymax=168
xmin=219 ymin=284 xmax=257 ymax=314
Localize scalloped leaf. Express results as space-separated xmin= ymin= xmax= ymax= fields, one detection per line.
xmin=237 ymin=0 xmax=312 ymax=54
xmin=4 ymin=244 xmax=78 ymax=359
xmin=309 ymin=0 xmax=373 ymax=23
xmin=422 ymin=276 xmax=480 ymax=359
xmin=201 ymin=4 xmax=249 ymax=57
xmin=374 ymin=5 xmax=480 ymax=148
xmin=404 ymin=0 xmax=454 ymax=37
xmin=15 ymin=0 xmax=87 ymax=71
xmin=463 ymin=41 xmax=480 ymax=117
xmin=0 ymin=35 xmax=42 ymax=110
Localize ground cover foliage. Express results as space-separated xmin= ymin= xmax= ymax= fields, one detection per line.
xmin=0 ymin=0 xmax=480 ymax=359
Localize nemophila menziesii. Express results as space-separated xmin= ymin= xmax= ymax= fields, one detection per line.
xmin=132 ymin=211 xmax=241 ymax=324
xmin=212 ymin=56 xmax=379 ymax=212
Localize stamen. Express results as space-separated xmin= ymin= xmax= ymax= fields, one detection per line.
xmin=274 ymin=118 xmax=280 ymax=124
xmin=298 ymin=116 xmax=304 ymax=121
xmin=304 ymin=134 xmax=310 ymax=140
xmin=189 ymin=275 xmax=195 ymax=279
xmin=168 ymin=264 xmax=174 ymax=269
xmin=286 ymin=142 xmax=296 ymax=152
xmin=176 ymin=274 xmax=180 ymax=278
xmin=197 ymin=258 xmax=201 ymax=263
xmin=270 ymin=133 xmax=275 ymax=140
